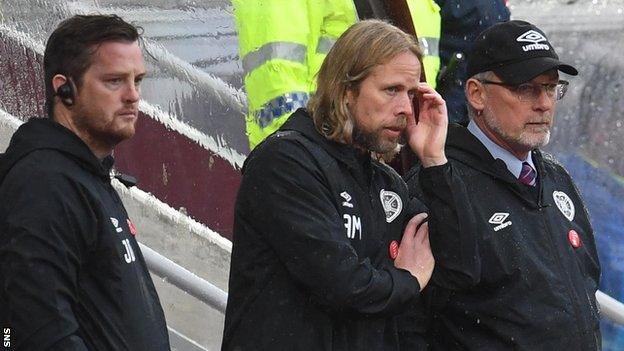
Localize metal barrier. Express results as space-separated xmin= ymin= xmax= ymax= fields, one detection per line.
xmin=168 ymin=326 xmax=210 ymax=351
xmin=597 ymin=290 xmax=624 ymax=325
xmin=140 ymin=242 xmax=624 ymax=327
xmin=139 ymin=243 xmax=228 ymax=314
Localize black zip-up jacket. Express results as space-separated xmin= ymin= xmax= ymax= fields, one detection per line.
xmin=406 ymin=124 xmax=601 ymax=350
xmin=222 ymin=109 xmax=427 ymax=351
xmin=0 ymin=118 xmax=170 ymax=351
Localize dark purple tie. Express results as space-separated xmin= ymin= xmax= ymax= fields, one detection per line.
xmin=519 ymin=162 xmax=536 ymax=187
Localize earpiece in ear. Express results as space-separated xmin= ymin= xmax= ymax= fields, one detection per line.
xmin=56 ymin=82 xmax=74 ymax=106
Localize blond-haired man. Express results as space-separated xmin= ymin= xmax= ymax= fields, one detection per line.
xmin=223 ymin=20 xmax=448 ymax=350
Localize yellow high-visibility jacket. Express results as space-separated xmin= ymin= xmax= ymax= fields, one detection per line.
xmin=407 ymin=0 xmax=441 ymax=88
xmin=234 ymin=0 xmax=440 ymax=149
xmin=233 ymin=0 xmax=358 ymax=149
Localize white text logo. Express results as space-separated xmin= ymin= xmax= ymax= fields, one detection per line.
xmin=3 ymin=328 xmax=10 ymax=348
xmin=340 ymin=191 xmax=353 ymax=208
xmin=489 ymin=212 xmax=512 ymax=231
xmin=343 ymin=214 xmax=362 ymax=239
xmin=122 ymin=239 xmax=136 ymax=263
xmin=516 ymin=30 xmax=550 ymax=52
xmin=110 ymin=217 xmax=123 ymax=233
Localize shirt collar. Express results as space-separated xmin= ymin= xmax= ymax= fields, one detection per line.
xmin=467 ymin=120 xmax=536 ymax=179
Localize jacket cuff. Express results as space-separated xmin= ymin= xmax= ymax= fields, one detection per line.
xmin=391 ymin=267 xmax=422 ymax=302
xmin=419 ymin=162 xmax=451 ymax=189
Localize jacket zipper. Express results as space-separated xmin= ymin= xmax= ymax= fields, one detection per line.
xmin=535 ymin=152 xmax=596 ymax=350
xmin=539 ymin=205 xmax=596 ymax=350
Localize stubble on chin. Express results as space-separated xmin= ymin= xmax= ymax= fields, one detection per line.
xmin=353 ymin=126 xmax=399 ymax=154
xmin=376 ymin=143 xmax=402 ymax=163
xmin=482 ymin=110 xmax=552 ymax=151
xmin=354 ymin=132 xmax=402 ymax=163
xmin=519 ymin=128 xmax=551 ymax=149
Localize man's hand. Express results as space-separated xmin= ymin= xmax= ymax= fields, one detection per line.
xmin=394 ymin=213 xmax=435 ymax=291
xmin=406 ymin=83 xmax=448 ymax=167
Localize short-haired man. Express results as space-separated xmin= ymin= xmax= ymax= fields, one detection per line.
xmin=406 ymin=20 xmax=601 ymax=349
xmin=222 ymin=19 xmax=448 ymax=350
xmin=0 ymin=15 xmax=170 ymax=350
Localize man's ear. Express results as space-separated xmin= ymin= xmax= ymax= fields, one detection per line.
xmin=52 ymin=74 xmax=76 ymax=107
xmin=52 ymin=74 xmax=68 ymax=93
xmin=465 ymin=78 xmax=486 ymax=113
xmin=345 ymin=87 xmax=356 ymax=107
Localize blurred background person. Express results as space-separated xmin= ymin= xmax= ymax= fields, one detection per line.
xmin=435 ymin=0 xmax=510 ymax=124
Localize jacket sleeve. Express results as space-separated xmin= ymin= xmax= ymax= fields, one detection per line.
xmin=395 ymin=191 xmax=430 ymax=348
xmin=413 ymin=162 xmax=481 ymax=290
xmin=237 ymin=139 xmax=421 ymax=315
xmin=0 ymin=166 xmax=95 ymax=351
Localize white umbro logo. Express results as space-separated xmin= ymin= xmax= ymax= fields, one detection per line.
xmin=488 ymin=212 xmax=512 ymax=232
xmin=516 ymin=30 xmax=547 ymax=44
xmin=516 ymin=30 xmax=550 ymax=52
xmin=110 ymin=217 xmax=123 ymax=233
xmin=340 ymin=191 xmax=354 ymax=208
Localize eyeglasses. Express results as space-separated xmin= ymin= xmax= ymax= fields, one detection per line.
xmin=478 ymin=79 xmax=569 ymax=102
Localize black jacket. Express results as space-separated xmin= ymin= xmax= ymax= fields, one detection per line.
xmin=222 ymin=109 xmax=426 ymax=351
xmin=0 ymin=119 xmax=170 ymax=351
xmin=406 ymin=124 xmax=601 ymax=350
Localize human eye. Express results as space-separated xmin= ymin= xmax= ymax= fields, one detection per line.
xmin=135 ymin=76 xmax=144 ymax=87
xmin=105 ymin=77 xmax=123 ymax=88
xmin=385 ymin=86 xmax=399 ymax=95
xmin=408 ymin=90 xmax=416 ymax=99
xmin=543 ymin=83 xmax=558 ymax=95
xmin=516 ymin=83 xmax=536 ymax=99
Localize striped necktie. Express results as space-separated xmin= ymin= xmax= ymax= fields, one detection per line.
xmin=519 ymin=162 xmax=537 ymax=187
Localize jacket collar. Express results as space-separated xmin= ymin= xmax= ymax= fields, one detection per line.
xmin=447 ymin=123 xmax=545 ymax=207
xmin=0 ymin=118 xmax=113 ymax=184
xmin=280 ymin=109 xmax=372 ymax=170
xmin=467 ymin=120 xmax=537 ymax=179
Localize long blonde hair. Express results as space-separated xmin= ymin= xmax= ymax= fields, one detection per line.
xmin=307 ymin=19 xmax=422 ymax=144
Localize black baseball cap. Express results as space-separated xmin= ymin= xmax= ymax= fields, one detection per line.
xmin=466 ymin=20 xmax=578 ymax=84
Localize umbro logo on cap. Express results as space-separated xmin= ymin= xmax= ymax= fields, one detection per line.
xmin=516 ymin=30 xmax=550 ymax=52
xmin=466 ymin=20 xmax=578 ymax=85
xmin=516 ymin=30 xmax=547 ymax=44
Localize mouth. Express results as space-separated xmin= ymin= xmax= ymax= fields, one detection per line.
xmin=524 ymin=123 xmax=551 ymax=136
xmin=383 ymin=127 xmax=403 ymax=137
xmin=117 ymin=110 xmax=138 ymax=119
xmin=525 ymin=120 xmax=551 ymax=128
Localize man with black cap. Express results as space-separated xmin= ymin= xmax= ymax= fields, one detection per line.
xmin=405 ymin=20 xmax=601 ymax=350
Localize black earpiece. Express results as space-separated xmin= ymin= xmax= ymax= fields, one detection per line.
xmin=56 ymin=81 xmax=74 ymax=106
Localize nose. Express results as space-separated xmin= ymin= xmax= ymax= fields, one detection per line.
xmin=124 ymin=81 xmax=140 ymax=104
xmin=533 ymin=87 xmax=555 ymax=111
xmin=396 ymin=91 xmax=414 ymax=117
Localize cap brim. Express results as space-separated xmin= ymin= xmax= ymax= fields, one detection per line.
xmin=493 ymin=57 xmax=578 ymax=85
